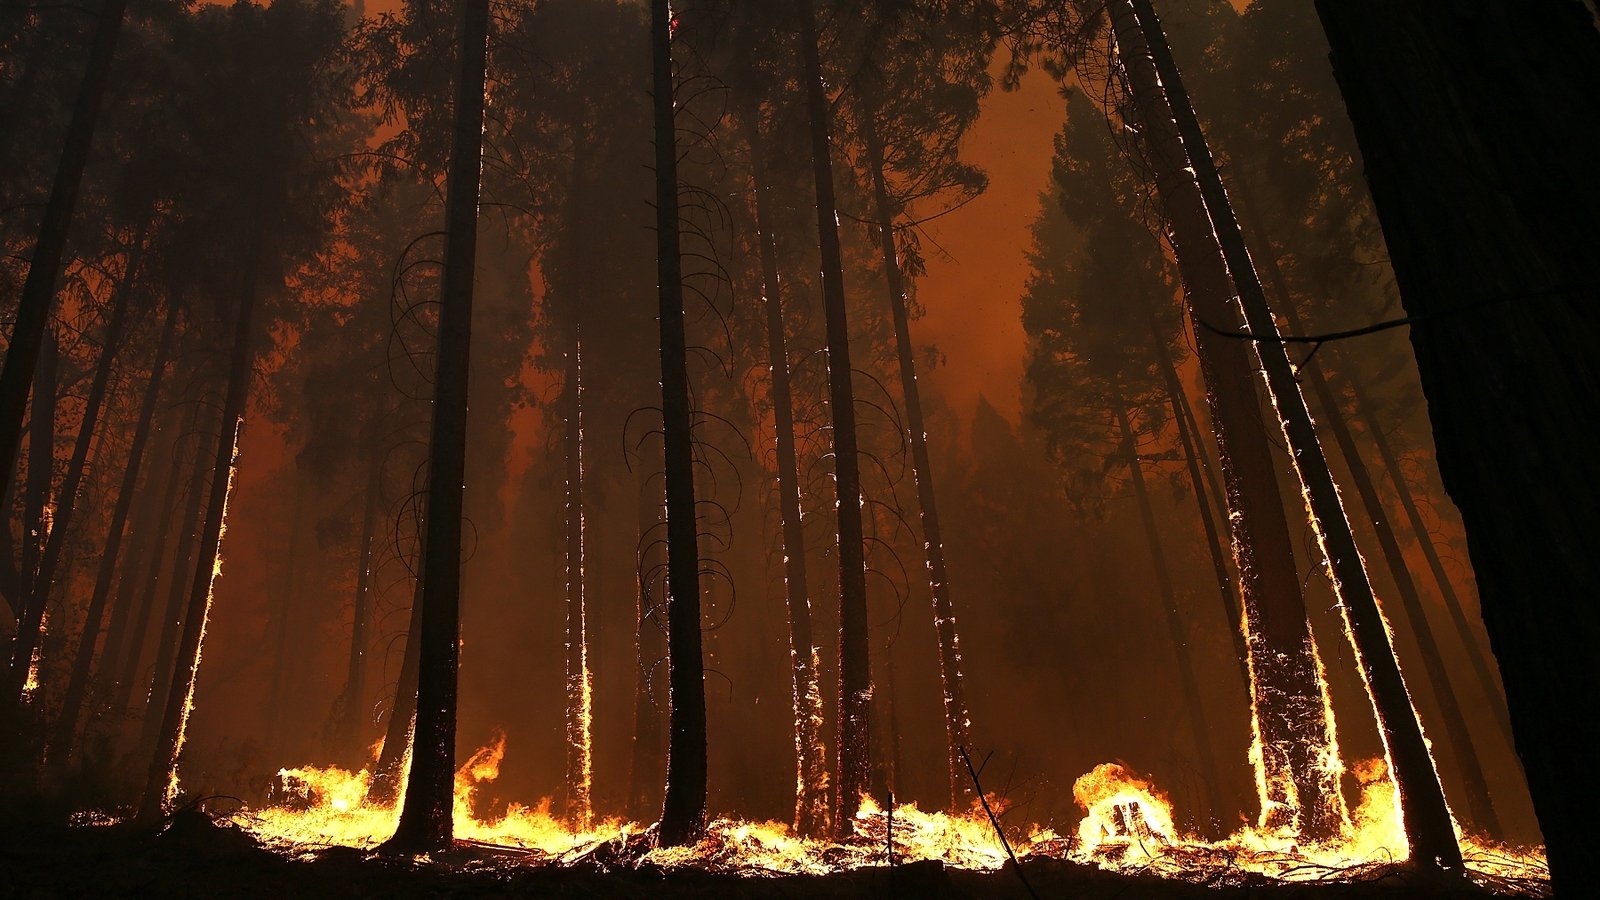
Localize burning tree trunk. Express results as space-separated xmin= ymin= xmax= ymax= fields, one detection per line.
xmin=1312 ymin=3 xmax=1600 ymax=880
xmin=2 ymin=330 xmax=58 ymax=737
xmin=383 ymin=0 xmax=489 ymax=854
xmin=0 ymin=0 xmax=127 ymax=492
xmin=1268 ymin=255 xmax=1501 ymax=839
xmin=139 ymin=256 xmax=261 ymax=822
xmin=1347 ymin=376 xmax=1514 ymax=747
xmin=861 ymin=115 xmax=970 ymax=812
xmin=1124 ymin=0 xmax=1461 ymax=868
xmin=651 ymin=0 xmax=709 ymax=848
xmin=330 ymin=456 xmax=382 ymax=763
xmin=798 ymin=0 xmax=873 ymax=834
xmin=1103 ymin=0 xmax=1345 ymax=841
xmin=368 ymin=560 xmax=424 ymax=806
xmin=562 ymin=344 xmax=593 ymax=827
xmin=50 ymin=301 xmax=181 ymax=763
xmin=742 ymin=107 xmax=827 ymax=837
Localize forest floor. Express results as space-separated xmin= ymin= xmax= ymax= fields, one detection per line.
xmin=0 ymin=808 xmax=1544 ymax=900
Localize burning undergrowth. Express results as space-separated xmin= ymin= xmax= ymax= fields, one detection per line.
xmin=227 ymin=737 xmax=1549 ymax=895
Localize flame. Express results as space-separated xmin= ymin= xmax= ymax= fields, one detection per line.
xmin=238 ymin=737 xmax=1545 ymax=891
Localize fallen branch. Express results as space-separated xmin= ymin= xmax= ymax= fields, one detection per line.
xmin=959 ymin=746 xmax=1038 ymax=900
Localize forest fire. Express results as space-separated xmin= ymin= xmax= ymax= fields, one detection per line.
xmin=229 ymin=736 xmax=1546 ymax=892
xmin=4 ymin=0 xmax=1592 ymax=896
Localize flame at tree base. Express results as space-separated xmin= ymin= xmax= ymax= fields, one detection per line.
xmin=233 ymin=739 xmax=1547 ymax=893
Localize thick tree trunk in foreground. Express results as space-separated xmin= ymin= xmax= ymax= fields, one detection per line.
xmin=651 ymin=0 xmax=708 ymax=848
xmin=331 ymin=457 xmax=381 ymax=764
xmin=798 ymin=0 xmax=872 ymax=835
xmin=50 ymin=302 xmax=180 ymax=763
xmin=1115 ymin=398 xmax=1228 ymax=832
xmin=1107 ymin=0 xmax=1344 ymax=841
xmin=1313 ymin=1 xmax=1600 ymax=883
xmin=139 ymin=262 xmax=261 ymax=821
xmin=367 ymin=560 xmax=423 ymax=806
xmin=1125 ymin=0 xmax=1461 ymax=868
xmin=862 ymin=118 xmax=970 ymax=811
xmin=0 ymin=0 xmax=127 ymax=492
xmin=384 ymin=0 xmax=489 ymax=853
xmin=743 ymin=111 xmax=827 ymax=837
xmin=561 ymin=346 xmax=593 ymax=826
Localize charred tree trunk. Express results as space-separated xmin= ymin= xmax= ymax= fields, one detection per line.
xmin=562 ymin=344 xmax=593 ymax=826
xmin=742 ymin=108 xmax=827 ymax=837
xmin=1125 ymin=0 xmax=1462 ymax=868
xmin=331 ymin=456 xmax=382 ymax=764
xmin=1347 ymin=377 xmax=1514 ymax=747
xmin=383 ymin=0 xmax=489 ymax=853
xmin=799 ymin=0 xmax=872 ymax=835
xmin=861 ymin=115 xmax=970 ymax=812
xmin=1106 ymin=0 xmax=1344 ymax=841
xmin=139 ymin=257 xmax=261 ymax=822
xmin=1312 ymin=4 xmax=1600 ymax=879
xmin=0 ymin=0 xmax=127 ymax=491
xmin=49 ymin=301 xmax=180 ymax=763
xmin=1114 ymin=396 xmax=1228 ymax=832
xmin=367 ymin=558 xmax=424 ymax=806
xmin=652 ymin=0 xmax=708 ymax=848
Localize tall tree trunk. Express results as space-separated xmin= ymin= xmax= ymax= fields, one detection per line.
xmin=1124 ymin=0 xmax=1461 ymax=868
xmin=651 ymin=0 xmax=708 ymax=848
xmin=861 ymin=115 xmax=970 ymax=811
xmin=6 ymin=246 xmax=140 ymax=719
xmin=383 ymin=0 xmax=488 ymax=853
xmin=1105 ymin=0 xmax=1344 ymax=841
xmin=1114 ymin=396 xmax=1227 ymax=832
xmin=1263 ymin=248 xmax=1502 ymax=838
xmin=798 ymin=0 xmax=872 ymax=836
xmin=139 ymin=256 xmax=262 ymax=821
xmin=129 ymin=402 xmax=216 ymax=771
xmin=626 ymin=482 xmax=665 ymax=822
xmin=3 ymin=330 xmax=58 ymax=741
xmin=49 ymin=301 xmax=180 ymax=763
xmin=1347 ymin=376 xmax=1514 ymax=747
xmin=331 ymin=455 xmax=382 ymax=764
xmin=1139 ymin=298 xmax=1246 ymax=684
xmin=367 ymin=556 xmax=424 ymax=806
xmin=561 ymin=343 xmax=593 ymax=827
xmin=0 ymin=0 xmax=127 ymax=492
xmin=742 ymin=108 xmax=827 ymax=837
xmin=1315 ymin=7 xmax=1600 ymax=877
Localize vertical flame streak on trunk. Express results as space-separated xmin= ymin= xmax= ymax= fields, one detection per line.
xmin=563 ymin=343 xmax=593 ymax=828
xmin=165 ymin=415 xmax=241 ymax=804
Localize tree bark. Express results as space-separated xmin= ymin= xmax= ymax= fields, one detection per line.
xmin=798 ymin=0 xmax=872 ymax=836
xmin=139 ymin=255 xmax=261 ymax=821
xmin=561 ymin=343 xmax=593 ymax=826
xmin=367 ymin=556 xmax=424 ymax=806
xmin=383 ymin=0 xmax=489 ymax=853
xmin=861 ymin=114 xmax=970 ymax=811
xmin=1124 ymin=0 xmax=1462 ymax=868
xmin=0 ymin=0 xmax=127 ymax=493
xmin=1312 ymin=3 xmax=1600 ymax=880
xmin=49 ymin=300 xmax=180 ymax=763
xmin=651 ymin=0 xmax=709 ymax=848
xmin=626 ymin=481 xmax=665 ymax=822
xmin=1106 ymin=0 xmax=1344 ymax=841
xmin=742 ymin=108 xmax=827 ymax=837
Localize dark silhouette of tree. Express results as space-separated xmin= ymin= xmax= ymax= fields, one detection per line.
xmin=1313 ymin=0 xmax=1600 ymax=885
